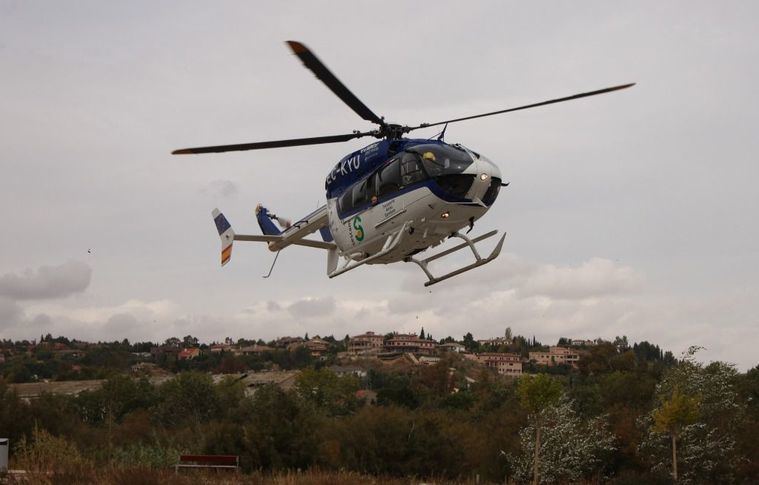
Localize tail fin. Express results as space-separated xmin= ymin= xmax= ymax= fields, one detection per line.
xmin=255 ymin=204 xmax=283 ymax=236
xmin=212 ymin=209 xmax=235 ymax=266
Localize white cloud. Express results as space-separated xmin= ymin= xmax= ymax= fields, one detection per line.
xmin=518 ymin=257 xmax=642 ymax=300
xmin=202 ymin=179 xmax=239 ymax=198
xmin=0 ymin=296 xmax=23 ymax=326
xmin=63 ymin=299 xmax=178 ymax=324
xmin=287 ymin=296 xmax=336 ymax=319
xmin=0 ymin=261 xmax=91 ymax=300
xmin=104 ymin=313 xmax=140 ymax=334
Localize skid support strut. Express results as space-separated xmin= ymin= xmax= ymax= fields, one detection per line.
xmin=328 ymin=223 xmax=408 ymax=279
xmin=405 ymin=230 xmax=506 ymax=287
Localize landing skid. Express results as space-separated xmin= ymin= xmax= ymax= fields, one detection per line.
xmin=405 ymin=230 xmax=506 ymax=287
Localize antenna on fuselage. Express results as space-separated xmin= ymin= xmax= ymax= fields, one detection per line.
xmin=434 ymin=123 xmax=449 ymax=141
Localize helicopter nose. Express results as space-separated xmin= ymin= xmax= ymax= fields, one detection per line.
xmin=464 ymin=156 xmax=501 ymax=204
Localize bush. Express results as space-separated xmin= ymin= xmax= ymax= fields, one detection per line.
xmin=12 ymin=426 xmax=91 ymax=479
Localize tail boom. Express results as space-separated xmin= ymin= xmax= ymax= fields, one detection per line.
xmin=211 ymin=205 xmax=335 ymax=267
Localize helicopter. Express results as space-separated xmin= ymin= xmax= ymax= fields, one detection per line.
xmin=173 ymin=41 xmax=634 ymax=287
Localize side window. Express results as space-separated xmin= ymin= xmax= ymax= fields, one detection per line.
xmin=352 ymin=179 xmax=370 ymax=208
xmin=377 ymin=158 xmax=401 ymax=197
xmin=338 ymin=189 xmax=353 ymax=213
xmin=401 ymin=153 xmax=425 ymax=186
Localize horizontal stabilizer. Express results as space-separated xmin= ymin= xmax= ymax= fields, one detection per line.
xmin=234 ymin=234 xmax=336 ymax=251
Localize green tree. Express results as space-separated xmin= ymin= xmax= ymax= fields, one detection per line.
xmin=0 ymin=382 xmax=35 ymax=443
xmin=518 ymin=374 xmax=563 ymax=485
xmin=76 ymin=375 xmax=155 ymax=425
xmin=13 ymin=426 xmax=90 ymax=475
xmin=75 ymin=375 xmax=156 ymax=459
xmin=462 ymin=332 xmax=478 ymax=352
xmin=181 ymin=335 xmax=198 ymax=347
xmin=295 ymin=368 xmax=360 ymax=416
xmin=652 ymin=387 xmax=699 ymax=482
xmin=154 ymin=372 xmax=220 ymax=428
xmin=322 ymin=405 xmax=415 ymax=476
xmin=242 ymin=385 xmax=319 ymax=470
xmin=511 ymin=399 xmax=616 ymax=483
xmin=373 ymin=372 xmax=419 ymax=409
xmin=735 ymin=365 xmax=759 ymax=481
xmin=640 ymin=347 xmax=745 ymax=483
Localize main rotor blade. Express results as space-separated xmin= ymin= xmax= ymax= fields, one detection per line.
xmin=286 ymin=40 xmax=384 ymax=126
xmin=407 ymin=83 xmax=636 ymax=131
xmin=172 ymin=132 xmax=371 ymax=155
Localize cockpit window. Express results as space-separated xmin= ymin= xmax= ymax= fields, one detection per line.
xmin=337 ymin=145 xmax=472 ymax=217
xmin=410 ymin=144 xmax=473 ymax=177
xmin=400 ymin=152 xmax=426 ymax=186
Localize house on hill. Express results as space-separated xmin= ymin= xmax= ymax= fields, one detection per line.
xmin=304 ymin=338 xmax=330 ymax=358
xmin=151 ymin=345 xmax=180 ymax=360
xmin=385 ymin=334 xmax=436 ymax=355
xmin=529 ymin=346 xmax=580 ymax=367
xmin=439 ymin=342 xmax=466 ymax=353
xmin=178 ymin=348 xmax=200 ymax=360
xmin=477 ymin=337 xmax=511 ymax=347
xmin=477 ymin=352 xmax=523 ymax=376
xmin=209 ymin=343 xmax=231 ymax=353
xmin=348 ymin=331 xmax=384 ymax=355
xmin=275 ymin=336 xmax=304 ymax=348
xmin=236 ymin=344 xmax=273 ymax=355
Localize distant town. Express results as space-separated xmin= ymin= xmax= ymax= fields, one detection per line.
xmin=0 ymin=327 xmax=672 ymax=401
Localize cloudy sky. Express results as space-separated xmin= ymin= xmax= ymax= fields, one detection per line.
xmin=1 ymin=1 xmax=757 ymax=369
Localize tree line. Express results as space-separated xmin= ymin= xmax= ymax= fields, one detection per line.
xmin=1 ymin=339 xmax=758 ymax=483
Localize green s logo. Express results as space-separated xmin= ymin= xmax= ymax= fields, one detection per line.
xmin=352 ymin=216 xmax=365 ymax=242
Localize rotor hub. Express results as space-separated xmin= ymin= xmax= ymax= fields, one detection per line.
xmin=380 ymin=123 xmax=408 ymax=140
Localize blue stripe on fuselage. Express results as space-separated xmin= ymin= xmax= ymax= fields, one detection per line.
xmin=325 ymin=138 xmax=455 ymax=199
xmin=335 ymin=177 xmax=473 ymax=221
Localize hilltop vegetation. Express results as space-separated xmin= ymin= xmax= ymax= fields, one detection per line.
xmin=0 ymin=334 xmax=757 ymax=483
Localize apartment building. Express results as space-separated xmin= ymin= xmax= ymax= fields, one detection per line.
xmin=348 ymin=331 xmax=385 ymax=355
xmin=477 ymin=352 xmax=523 ymax=376
xmin=385 ymin=334 xmax=437 ymax=355
xmin=529 ymin=346 xmax=580 ymax=367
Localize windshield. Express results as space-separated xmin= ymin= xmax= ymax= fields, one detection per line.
xmin=407 ymin=144 xmax=473 ymax=177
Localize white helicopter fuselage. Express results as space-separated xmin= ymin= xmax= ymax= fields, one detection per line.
xmin=327 ymin=151 xmax=501 ymax=265
xmin=209 ymin=141 xmax=508 ymax=287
